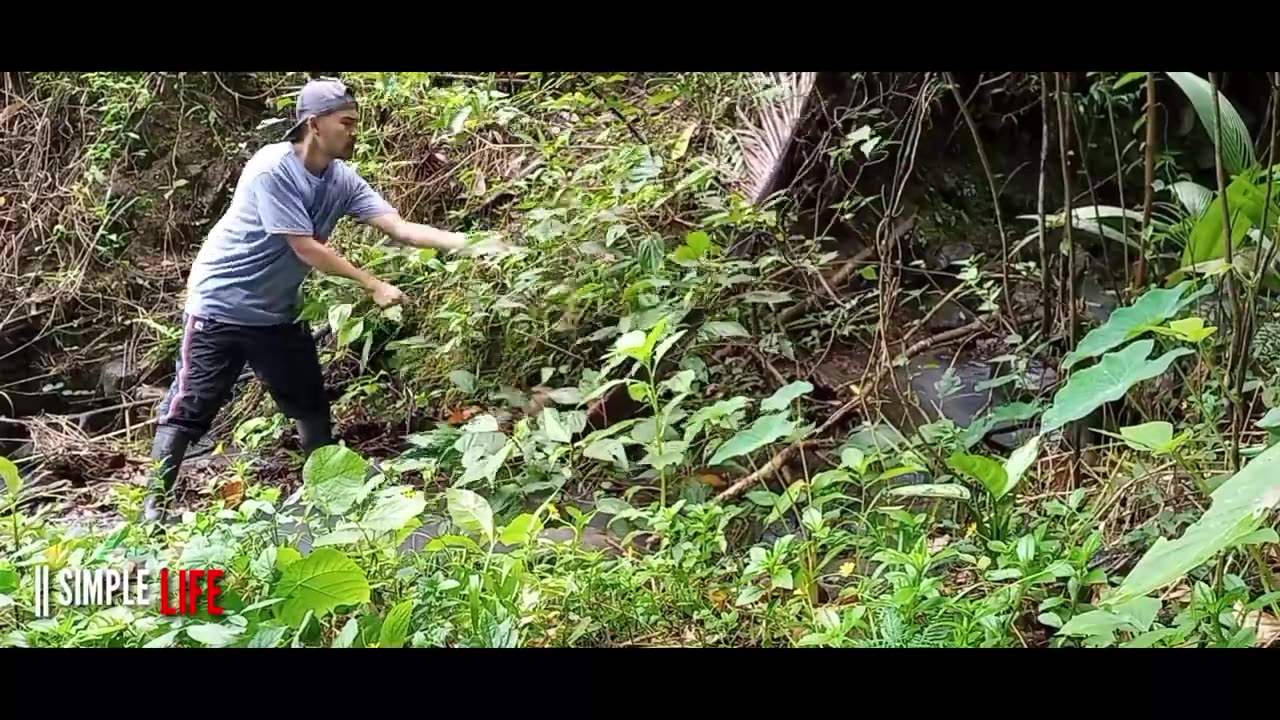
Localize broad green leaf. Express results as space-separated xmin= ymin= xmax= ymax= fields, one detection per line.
xmin=238 ymin=598 xmax=285 ymax=614
xmin=295 ymin=525 xmax=360 ymax=545
xmin=1106 ymin=441 xmax=1280 ymax=606
xmin=541 ymin=408 xmax=573 ymax=444
xmin=684 ymin=396 xmax=750 ymax=442
xmin=595 ymin=497 xmax=632 ymax=516
xmin=1165 ymin=72 xmax=1255 ymax=177
xmin=1057 ymin=609 xmax=1140 ymax=642
xmin=1156 ymin=317 xmax=1217 ymax=343
xmin=462 ymin=414 xmax=500 ymax=434
xmin=764 ymin=479 xmax=807 ymax=526
xmin=1170 ymin=180 xmax=1214 ymax=217
xmin=459 ymin=441 xmax=512 ymax=487
xmin=1063 ymin=282 xmax=1196 ymax=369
xmin=275 ymin=547 xmax=302 ymax=571
xmin=275 ymin=548 xmax=371 ymax=628
xmin=446 ymin=488 xmax=495 ymax=542
xmin=1003 ymin=435 xmax=1040 ymax=497
xmin=958 ymin=401 xmax=1042 ymax=449
xmin=185 ymin=623 xmax=244 ymax=647
xmin=707 ymin=413 xmax=797 ymax=467
xmin=877 ymin=465 xmax=927 ymax=482
xmin=839 ymin=447 xmax=868 ymax=474
xmin=886 ymin=484 xmax=972 ymax=501
xmin=144 ymin=629 xmax=182 ymax=649
xmin=699 ymin=321 xmax=749 ymax=341
xmin=1121 ymin=627 xmax=1184 ymax=648
xmin=583 ymin=437 xmax=629 ymax=468
xmin=303 ymin=445 xmax=371 ymax=516
xmin=736 ymin=585 xmax=766 ymax=606
xmin=635 ymin=316 xmax=670 ymax=364
xmin=0 ymin=568 xmax=17 ymax=594
xmin=424 ymin=534 xmax=483 ymax=553
xmin=745 ymin=491 xmax=777 ymax=507
xmin=546 ymin=387 xmax=583 ymax=405
xmin=662 ymin=370 xmax=696 ymax=395
xmin=327 ymin=303 xmax=353 ymax=337
xmin=0 ymin=457 xmax=19 ymax=497
xmin=499 ymin=513 xmax=544 ymax=546
xmin=360 ymin=490 xmax=426 ymax=533
xmin=1042 ymin=341 xmax=1193 ymax=435
xmin=379 ymin=600 xmax=414 ymax=648
xmin=448 ymin=369 xmax=477 ymax=394
xmin=1235 ymin=528 xmax=1280 ymax=547
xmin=1120 ymin=421 xmax=1174 ymax=453
xmin=1257 ymin=408 xmax=1280 ymax=429
xmin=760 ymin=381 xmax=814 ymax=413
xmin=179 ymin=534 xmax=236 ymax=568
xmin=611 ymin=330 xmax=648 ymax=359
xmin=332 ymin=618 xmax=359 ymax=648
xmin=1113 ymin=71 xmax=1147 ymax=90
xmin=670 ymin=123 xmax=696 ymax=161
xmin=1183 ymin=173 xmax=1275 ymax=269
xmin=1016 ymin=534 xmax=1036 ymax=564
xmin=948 ymin=453 xmax=1010 ymax=499
xmin=771 ymin=568 xmax=794 ymax=590
xmin=337 ymin=318 xmax=364 ymax=348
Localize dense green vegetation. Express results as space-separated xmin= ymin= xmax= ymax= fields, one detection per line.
xmin=2 ymin=71 xmax=1279 ymax=647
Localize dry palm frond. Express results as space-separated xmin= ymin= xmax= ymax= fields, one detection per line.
xmin=733 ymin=72 xmax=818 ymax=205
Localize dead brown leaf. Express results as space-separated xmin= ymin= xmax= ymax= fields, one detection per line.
xmin=0 ymin=99 xmax=27 ymax=125
xmin=446 ymin=406 xmax=482 ymax=426
xmin=1235 ymin=602 xmax=1280 ymax=647
xmin=217 ymin=477 xmax=244 ymax=509
xmin=695 ymin=472 xmax=726 ymax=489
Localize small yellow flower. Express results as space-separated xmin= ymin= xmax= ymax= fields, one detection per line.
xmin=546 ymin=504 xmax=560 ymax=521
xmin=839 ymin=561 xmax=856 ymax=577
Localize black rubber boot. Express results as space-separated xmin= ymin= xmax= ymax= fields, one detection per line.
xmin=143 ymin=426 xmax=191 ymax=523
xmin=296 ymin=414 xmax=333 ymax=456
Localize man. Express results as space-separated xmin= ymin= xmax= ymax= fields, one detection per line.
xmin=144 ymin=78 xmax=500 ymax=522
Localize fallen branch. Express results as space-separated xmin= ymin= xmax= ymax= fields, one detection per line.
xmin=778 ymin=217 xmax=912 ymax=325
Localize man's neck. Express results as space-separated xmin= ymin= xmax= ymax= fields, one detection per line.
xmin=293 ymin=140 xmax=332 ymax=178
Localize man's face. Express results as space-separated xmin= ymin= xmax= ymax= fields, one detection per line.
xmin=311 ymin=107 xmax=359 ymax=160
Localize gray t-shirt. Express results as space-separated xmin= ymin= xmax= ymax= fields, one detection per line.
xmin=184 ymin=142 xmax=395 ymax=326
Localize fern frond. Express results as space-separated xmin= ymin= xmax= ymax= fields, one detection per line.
xmin=733 ymin=72 xmax=818 ymax=205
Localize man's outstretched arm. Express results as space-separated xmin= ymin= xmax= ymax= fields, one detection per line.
xmin=285 ymin=234 xmax=404 ymax=307
xmin=366 ymin=213 xmax=467 ymax=253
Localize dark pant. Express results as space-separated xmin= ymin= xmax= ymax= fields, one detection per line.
xmin=157 ymin=314 xmax=329 ymax=443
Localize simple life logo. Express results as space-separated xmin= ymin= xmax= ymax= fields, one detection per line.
xmin=30 ymin=565 xmax=225 ymax=618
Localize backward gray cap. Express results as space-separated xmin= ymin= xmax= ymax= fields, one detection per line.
xmin=284 ymin=79 xmax=357 ymax=141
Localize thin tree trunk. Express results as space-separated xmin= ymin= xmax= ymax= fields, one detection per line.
xmin=1210 ymin=71 xmax=1246 ymax=472
xmin=1137 ymin=73 xmax=1157 ymax=289
xmin=1038 ymin=73 xmax=1052 ymax=338
xmin=1057 ymin=72 xmax=1081 ymax=485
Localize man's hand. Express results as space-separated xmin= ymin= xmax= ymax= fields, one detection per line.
xmin=370 ymin=280 xmax=405 ymax=308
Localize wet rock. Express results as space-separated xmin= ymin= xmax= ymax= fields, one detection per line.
xmin=1080 ymin=274 xmax=1119 ymax=324
xmin=923 ymin=292 xmax=974 ymax=332
xmin=99 ymin=356 xmax=138 ymax=397
xmin=929 ymin=241 xmax=976 ymax=270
